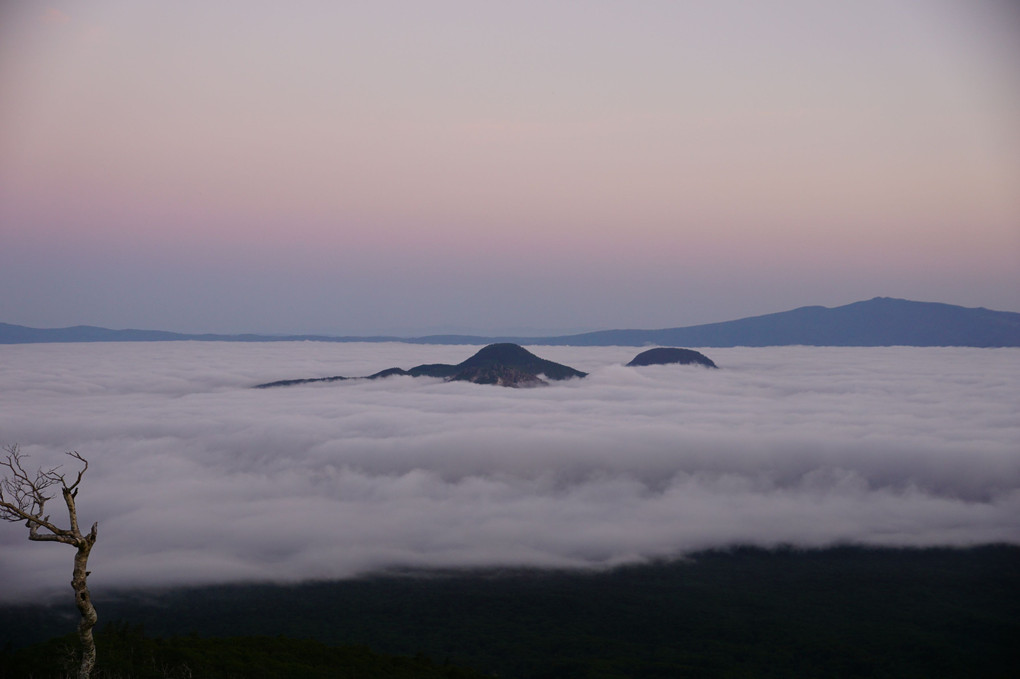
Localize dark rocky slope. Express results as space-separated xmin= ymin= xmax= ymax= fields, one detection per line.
xmin=256 ymin=343 xmax=586 ymax=388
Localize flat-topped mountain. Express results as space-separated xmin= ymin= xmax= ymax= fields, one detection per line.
xmin=627 ymin=347 xmax=718 ymax=368
xmin=257 ymin=343 xmax=586 ymax=388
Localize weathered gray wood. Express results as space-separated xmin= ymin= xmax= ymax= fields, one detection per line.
xmin=1 ymin=445 xmax=98 ymax=678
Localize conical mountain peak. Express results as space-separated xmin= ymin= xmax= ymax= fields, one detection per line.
xmin=459 ymin=343 xmax=543 ymax=367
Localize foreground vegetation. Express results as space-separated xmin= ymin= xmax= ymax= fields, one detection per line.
xmin=3 ymin=546 xmax=1017 ymax=678
xmin=0 ymin=626 xmax=490 ymax=679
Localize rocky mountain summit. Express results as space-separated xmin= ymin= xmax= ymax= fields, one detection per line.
xmin=626 ymin=347 xmax=718 ymax=368
xmin=255 ymin=344 xmax=726 ymax=389
xmin=446 ymin=343 xmax=588 ymax=382
xmin=256 ymin=343 xmax=586 ymax=388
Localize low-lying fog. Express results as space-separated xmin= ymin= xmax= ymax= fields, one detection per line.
xmin=1 ymin=342 xmax=1017 ymax=601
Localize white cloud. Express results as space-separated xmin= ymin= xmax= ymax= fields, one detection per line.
xmin=1 ymin=342 xmax=1018 ymax=600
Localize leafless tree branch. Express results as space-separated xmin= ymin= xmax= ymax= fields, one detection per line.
xmin=1 ymin=443 xmax=99 ymax=678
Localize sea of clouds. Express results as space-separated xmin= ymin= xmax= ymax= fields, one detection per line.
xmin=1 ymin=342 xmax=1018 ymax=601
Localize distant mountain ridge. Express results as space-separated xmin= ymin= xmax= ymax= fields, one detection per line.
xmin=0 ymin=324 xmax=399 ymax=344
xmin=3 ymin=298 xmax=1019 ymax=347
xmin=531 ymin=297 xmax=1020 ymax=347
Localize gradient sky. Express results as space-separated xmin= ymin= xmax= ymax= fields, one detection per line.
xmin=1 ymin=0 xmax=1018 ymax=335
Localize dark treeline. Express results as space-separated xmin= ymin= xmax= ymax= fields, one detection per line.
xmin=0 ymin=626 xmax=489 ymax=678
xmin=3 ymin=546 xmax=1018 ymax=678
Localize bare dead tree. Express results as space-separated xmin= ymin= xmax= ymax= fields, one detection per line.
xmin=1 ymin=443 xmax=98 ymax=679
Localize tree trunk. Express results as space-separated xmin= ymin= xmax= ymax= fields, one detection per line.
xmin=1 ymin=448 xmax=98 ymax=677
xmin=72 ymin=538 xmax=98 ymax=678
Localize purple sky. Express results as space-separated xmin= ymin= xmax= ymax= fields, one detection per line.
xmin=1 ymin=1 xmax=1018 ymax=335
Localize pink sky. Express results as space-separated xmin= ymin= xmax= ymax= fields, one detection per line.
xmin=1 ymin=1 xmax=1018 ymax=334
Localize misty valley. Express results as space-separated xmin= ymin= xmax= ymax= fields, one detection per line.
xmin=2 ymin=342 xmax=1018 ymax=677
xmin=5 ymin=0 xmax=1018 ymax=672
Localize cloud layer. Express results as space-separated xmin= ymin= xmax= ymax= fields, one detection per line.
xmin=1 ymin=342 xmax=1018 ymax=601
